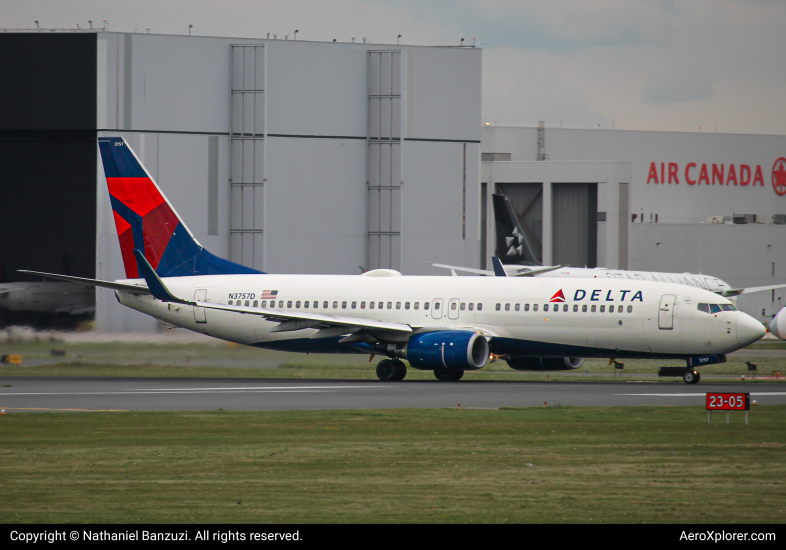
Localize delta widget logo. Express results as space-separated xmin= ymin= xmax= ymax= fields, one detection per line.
xmin=773 ymin=158 xmax=786 ymax=197
xmin=549 ymin=290 xmax=566 ymax=303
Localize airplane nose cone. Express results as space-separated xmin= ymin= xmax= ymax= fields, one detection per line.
xmin=737 ymin=314 xmax=765 ymax=348
xmin=768 ymin=307 xmax=786 ymax=340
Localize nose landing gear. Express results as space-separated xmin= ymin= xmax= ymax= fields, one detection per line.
xmin=376 ymin=358 xmax=407 ymax=381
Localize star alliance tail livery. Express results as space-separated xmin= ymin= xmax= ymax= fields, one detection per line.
xmin=21 ymin=138 xmax=766 ymax=384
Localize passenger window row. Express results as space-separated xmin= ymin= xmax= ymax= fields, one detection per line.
xmin=495 ymin=302 xmax=634 ymax=314
xmin=223 ymin=298 xmax=637 ymax=315
xmin=225 ymin=299 xmax=485 ymax=311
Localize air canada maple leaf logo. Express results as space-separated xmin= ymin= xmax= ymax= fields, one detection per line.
xmin=773 ymin=158 xmax=786 ymax=197
xmin=549 ymin=289 xmax=566 ymax=303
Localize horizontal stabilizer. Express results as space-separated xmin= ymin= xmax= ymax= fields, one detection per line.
xmin=17 ymin=270 xmax=151 ymax=295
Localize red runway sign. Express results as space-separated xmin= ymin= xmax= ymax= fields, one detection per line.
xmin=706 ymin=393 xmax=750 ymax=411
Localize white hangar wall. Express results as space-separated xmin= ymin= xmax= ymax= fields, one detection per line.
xmin=481 ymin=126 xmax=786 ymax=323
xmin=95 ymin=33 xmax=481 ymax=332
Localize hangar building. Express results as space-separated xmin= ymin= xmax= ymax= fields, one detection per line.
xmin=480 ymin=125 xmax=786 ymax=323
xmin=2 ymin=30 xmax=784 ymax=331
xmin=0 ymin=31 xmax=481 ymax=332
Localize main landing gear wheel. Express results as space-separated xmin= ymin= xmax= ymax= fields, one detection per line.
xmin=683 ymin=370 xmax=701 ymax=384
xmin=434 ymin=367 xmax=464 ymax=381
xmin=391 ymin=359 xmax=407 ymax=381
xmin=376 ymin=359 xmax=407 ymax=381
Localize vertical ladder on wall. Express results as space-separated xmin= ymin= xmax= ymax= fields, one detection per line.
xmin=537 ymin=121 xmax=548 ymax=161
xmin=366 ymin=50 xmax=403 ymax=271
xmin=229 ymin=45 xmax=266 ymax=270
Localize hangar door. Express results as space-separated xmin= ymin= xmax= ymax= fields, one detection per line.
xmin=551 ymin=183 xmax=598 ymax=269
xmin=495 ymin=182 xmax=597 ymax=268
xmin=0 ymin=34 xmax=98 ymax=328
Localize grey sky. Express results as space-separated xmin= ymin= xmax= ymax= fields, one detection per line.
xmin=3 ymin=0 xmax=785 ymax=134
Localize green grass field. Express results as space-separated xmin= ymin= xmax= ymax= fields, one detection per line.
xmin=1 ymin=340 xmax=785 ymax=382
xmin=1 ymin=406 xmax=784 ymax=523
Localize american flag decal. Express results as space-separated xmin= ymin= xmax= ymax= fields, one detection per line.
xmin=260 ymin=290 xmax=278 ymax=299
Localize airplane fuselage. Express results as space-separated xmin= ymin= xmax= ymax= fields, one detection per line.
xmin=0 ymin=282 xmax=95 ymax=314
xmin=115 ymin=273 xmax=760 ymax=361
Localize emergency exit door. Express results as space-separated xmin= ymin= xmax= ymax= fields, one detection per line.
xmin=658 ymin=294 xmax=676 ymax=330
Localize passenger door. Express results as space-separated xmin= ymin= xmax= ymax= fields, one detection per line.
xmin=431 ymin=298 xmax=443 ymax=320
xmin=194 ymin=289 xmax=207 ymax=323
xmin=658 ymin=294 xmax=676 ymax=330
xmin=448 ymin=298 xmax=460 ymax=320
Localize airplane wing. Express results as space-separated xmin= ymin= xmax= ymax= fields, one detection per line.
xmin=721 ymin=283 xmax=786 ymax=297
xmin=194 ymin=301 xmax=412 ymax=334
xmin=17 ymin=270 xmax=152 ymax=295
xmin=0 ymin=286 xmax=28 ymax=295
xmin=431 ymin=263 xmax=494 ymax=276
xmin=131 ymin=250 xmax=412 ymax=340
xmin=431 ymin=263 xmax=566 ymax=277
xmin=509 ymin=264 xmax=567 ymax=276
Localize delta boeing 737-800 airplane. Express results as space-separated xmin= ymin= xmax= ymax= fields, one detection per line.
xmin=21 ymin=138 xmax=766 ymax=384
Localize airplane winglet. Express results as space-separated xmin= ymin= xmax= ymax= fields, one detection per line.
xmin=133 ymin=250 xmax=192 ymax=304
xmin=491 ymin=257 xmax=508 ymax=277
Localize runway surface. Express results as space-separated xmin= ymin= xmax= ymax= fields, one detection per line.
xmin=1 ymin=377 xmax=785 ymax=411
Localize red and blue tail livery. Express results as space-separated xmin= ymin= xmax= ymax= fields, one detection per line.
xmin=98 ymin=137 xmax=263 ymax=278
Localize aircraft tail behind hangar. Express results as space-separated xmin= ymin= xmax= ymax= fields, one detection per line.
xmin=98 ymin=137 xmax=263 ymax=278
xmin=492 ymin=193 xmax=541 ymax=266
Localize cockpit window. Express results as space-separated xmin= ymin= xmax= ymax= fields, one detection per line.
xmin=698 ymin=303 xmax=735 ymax=314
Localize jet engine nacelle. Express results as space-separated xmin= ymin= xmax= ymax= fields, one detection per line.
xmin=394 ymin=330 xmax=489 ymax=370
xmin=506 ymin=356 xmax=584 ymax=371
xmin=768 ymin=307 xmax=786 ymax=340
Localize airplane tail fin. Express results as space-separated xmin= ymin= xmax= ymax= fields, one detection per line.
xmin=98 ymin=137 xmax=263 ymax=278
xmin=492 ymin=193 xmax=542 ymax=266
